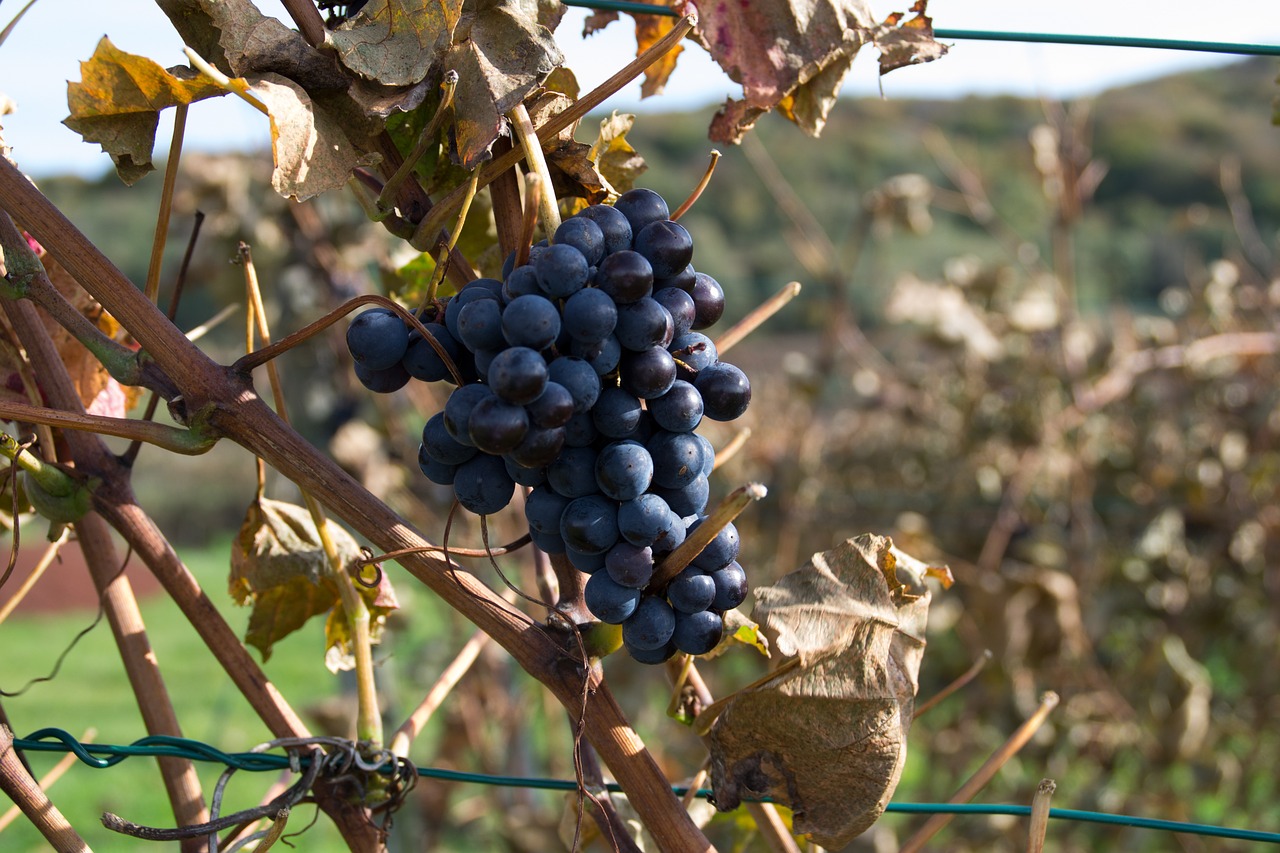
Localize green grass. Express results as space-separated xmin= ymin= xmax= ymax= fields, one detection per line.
xmin=0 ymin=541 xmax=372 ymax=851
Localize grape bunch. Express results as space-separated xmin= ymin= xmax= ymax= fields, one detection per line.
xmin=345 ymin=188 xmax=752 ymax=662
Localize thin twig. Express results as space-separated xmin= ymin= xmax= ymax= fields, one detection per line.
xmin=671 ymin=151 xmax=721 ymax=221
xmin=144 ymin=104 xmax=187 ymax=304
xmin=183 ymin=47 xmax=268 ymax=115
xmin=913 ymin=649 xmax=993 ymax=719
xmin=509 ymin=103 xmax=561 ymax=234
xmin=389 ymin=629 xmax=490 ymax=757
xmin=0 ymin=725 xmax=87 ymax=852
xmin=1028 ymin=778 xmax=1056 ymax=853
xmin=899 ymin=691 xmax=1061 ymax=853
xmin=0 ymin=526 xmax=70 ymax=625
xmin=0 ymin=725 xmax=94 ymax=835
xmin=652 ymin=483 xmax=766 ymax=588
xmin=711 ymin=428 xmax=751 ymax=472
xmin=0 ymin=400 xmax=216 ymax=455
xmin=715 ymin=280 xmax=801 ymax=356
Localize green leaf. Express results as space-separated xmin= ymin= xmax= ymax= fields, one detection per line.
xmin=63 ymin=38 xmax=228 ymax=184
xmin=326 ymin=0 xmax=463 ymax=87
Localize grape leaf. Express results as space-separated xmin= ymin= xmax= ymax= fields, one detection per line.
xmin=326 ymin=0 xmax=463 ymax=87
xmin=707 ymin=534 xmax=933 ymax=848
xmin=632 ymin=1 xmax=683 ymax=98
xmin=443 ymin=0 xmax=564 ymax=168
xmin=590 ymin=112 xmax=647 ymax=196
xmin=63 ymin=38 xmax=228 ymax=184
xmin=874 ymin=0 xmax=949 ymax=75
xmin=230 ymin=498 xmax=398 ymax=662
xmin=525 ymin=90 xmax=610 ymax=205
xmin=324 ymin=569 xmax=401 ymax=673
xmin=246 ymin=73 xmax=381 ymax=201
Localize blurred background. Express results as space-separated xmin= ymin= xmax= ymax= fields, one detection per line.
xmin=1 ymin=5 xmax=1278 ymax=852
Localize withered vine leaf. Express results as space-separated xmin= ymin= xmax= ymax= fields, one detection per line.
xmin=873 ymin=0 xmax=949 ymax=75
xmin=326 ymin=0 xmax=463 ymax=87
xmin=589 ymin=111 xmax=647 ymax=197
xmin=632 ymin=1 xmax=683 ymax=98
xmin=247 ymin=73 xmax=381 ymax=201
xmin=324 ymin=570 xmax=400 ymax=673
xmin=707 ymin=534 xmax=932 ymax=848
xmin=230 ymin=498 xmax=398 ymax=662
xmin=444 ymin=0 xmax=563 ymax=168
xmin=63 ymin=38 xmax=228 ymax=184
xmin=525 ymin=90 xmax=609 ymax=206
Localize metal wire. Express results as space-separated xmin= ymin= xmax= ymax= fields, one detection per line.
xmin=558 ymin=0 xmax=1280 ymax=57
xmin=14 ymin=730 xmax=1280 ymax=844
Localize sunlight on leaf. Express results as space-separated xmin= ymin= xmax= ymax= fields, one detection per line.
xmin=708 ymin=534 xmax=935 ymax=848
xmin=326 ymin=0 xmax=463 ymax=87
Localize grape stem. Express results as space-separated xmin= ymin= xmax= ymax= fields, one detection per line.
xmin=182 ymin=47 xmax=269 ymax=115
xmin=651 ymin=483 xmax=767 ymax=589
xmin=516 ymin=173 xmax=542 ymax=267
xmin=670 ymin=150 xmax=721 ymax=222
xmin=509 ymin=103 xmax=561 ymax=235
xmin=715 ymin=280 xmax=802 ymax=356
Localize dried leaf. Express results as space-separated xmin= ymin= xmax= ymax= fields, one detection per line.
xmin=590 ymin=111 xmax=647 ymax=195
xmin=872 ymin=0 xmax=949 ymax=75
xmin=708 ymin=534 xmax=933 ymax=848
xmin=323 ymin=570 xmax=401 ymax=672
xmin=701 ymin=607 xmax=770 ymax=660
xmin=525 ymin=90 xmax=610 ymax=205
xmin=63 ymin=38 xmax=228 ymax=184
xmin=230 ymin=498 xmax=380 ymax=661
xmin=633 ymin=1 xmax=683 ymax=98
xmin=246 ymin=73 xmax=381 ymax=201
xmin=444 ymin=0 xmax=564 ymax=168
xmin=581 ymin=8 xmax=618 ymax=36
xmin=326 ymin=0 xmax=463 ymax=87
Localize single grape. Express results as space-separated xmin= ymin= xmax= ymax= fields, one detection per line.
xmin=347 ymin=308 xmax=409 ymax=371
xmin=613 ymin=188 xmax=670 ymax=235
xmin=595 ymin=441 xmax=654 ymax=502
xmin=570 ymin=335 xmax=622 ymax=376
xmin=503 ymin=454 xmax=547 ymax=487
xmin=422 ymin=412 xmax=478 ymax=465
xmin=656 ymin=508 xmax=688 ymax=553
xmin=443 ymin=383 xmax=495 ymax=445
xmin=647 ymin=380 xmax=703 ymax=433
xmin=554 ymin=217 xmax=606 ymax=266
xmin=547 ymin=356 xmax=602 ymax=413
xmin=487 ymin=346 xmax=548 ymax=405
xmin=656 ymin=473 xmax=709 ymax=518
xmin=626 ymin=639 xmax=677 ymax=664
xmin=467 ymin=395 xmax=529 ymax=455
xmin=622 ymin=594 xmax=676 ymax=651
xmin=596 ymin=250 xmax=653 ymax=304
xmin=669 ymin=332 xmax=718 ymax=382
xmin=653 ymin=287 xmax=696 ymax=339
xmin=634 ymin=219 xmax=693 ymax=279
xmin=584 ymin=571 xmax=641 ymax=624
xmin=563 ymin=411 xmax=598 ymax=447
xmin=354 ymin=360 xmax=411 ymax=393
xmin=508 ymin=424 xmax=566 ymax=469
xmin=618 ymin=493 xmax=674 ymax=547
xmin=457 ymin=297 xmax=506 ymax=352
xmin=531 ymin=528 xmax=567 ymax=554
xmin=526 ymin=381 xmax=575 ymax=428
xmin=615 ymin=298 xmax=675 ymax=352
xmin=502 ymin=264 xmax=541 ymax=301
xmin=688 ymin=518 xmax=740 ymax=571
xmin=417 ymin=445 xmax=456 ymax=485
xmin=619 ymin=347 xmax=677 ymax=400
xmin=695 ymin=433 xmax=715 ymax=476
xmin=672 ymin=610 xmax=723 ymax=655
xmin=453 ymin=453 xmax=515 ymax=515
xmin=562 ymin=287 xmax=618 ymax=344
xmin=655 ymin=263 xmax=696 ymax=294
xmin=696 ymin=361 xmax=752 ymax=421
xmin=560 ymin=494 xmax=620 ymax=555
xmin=502 ymin=294 xmax=561 ymax=351
xmin=401 ymin=323 xmax=460 ymax=383
xmin=690 ymin=272 xmax=726 ymax=329
xmin=535 ymin=243 xmax=590 ymax=298
xmin=710 ymin=560 xmax=748 ymax=611
xmin=576 ymin=203 xmax=633 ymax=255
xmin=547 ymin=445 xmax=600 ymax=498
xmin=605 ymin=541 xmax=655 ymax=588
xmin=648 ymin=430 xmax=705 ymax=490
xmin=445 ymin=283 xmax=500 ymax=341
xmin=567 ymin=545 xmax=607 ymax=574
xmin=592 ymin=387 xmax=644 ymax=438
xmin=525 ymin=484 xmax=570 ymax=534
xmin=667 ymin=567 xmax=716 ymax=613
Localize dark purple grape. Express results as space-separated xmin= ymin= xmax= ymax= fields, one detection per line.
xmin=502 ymin=294 xmax=561 ymax=351
xmin=688 ymin=518 xmax=740 ymax=571
xmin=445 ymin=283 xmax=500 ymax=341
xmin=634 ymin=219 xmax=693 ymax=279
xmin=620 ymin=347 xmax=677 ymax=399
xmin=656 ymin=473 xmax=709 ymax=518
xmin=647 ymin=380 xmax=703 ymax=433
xmin=422 ymin=412 xmax=478 ymax=465
xmin=487 ymin=346 xmax=548 ymax=405
xmin=467 ymin=396 xmax=529 ymax=455
xmin=502 ymin=264 xmax=541 ymax=301
xmin=567 ymin=546 xmax=607 ymax=574
xmin=525 ymin=484 xmax=570 ymax=534
xmin=526 ymin=381 xmax=574 ymax=428
xmin=667 ymin=567 xmax=716 ymax=613
xmin=710 ymin=560 xmax=748 ymax=611
xmin=655 ymin=263 xmax=696 ymax=293
xmin=618 ymin=493 xmax=673 ymax=547
xmin=613 ymin=188 xmax=670 ymax=235
xmin=562 ymin=287 xmax=618 ymax=344
xmin=418 ymin=445 xmax=456 ymax=485
xmin=648 ymin=430 xmax=705 ymax=490
xmin=672 ymin=610 xmax=723 ymax=655
xmin=696 ymin=362 xmax=751 ymax=421
xmin=548 ymin=445 xmax=600 ymax=498
xmin=592 ymin=387 xmax=644 ymax=438
xmin=503 ymin=455 xmax=547 ymax=487
xmin=560 ymin=494 xmax=620 ymax=555
xmin=577 ymin=203 xmax=633 ymax=255
xmin=443 ymin=383 xmax=494 ymax=445
xmin=605 ymin=541 xmax=655 ymax=588
xmin=535 ymin=243 xmax=590 ymax=298
xmin=690 ymin=272 xmax=726 ymax=330
xmin=615 ymin=298 xmax=675 ymax=352
xmin=531 ymin=528 xmax=567 ymax=554
xmin=547 ymin=356 xmax=602 ymax=413
xmin=570 ymin=335 xmax=622 ymax=376
xmin=402 ymin=323 xmax=461 ymax=383
xmin=622 ymin=594 xmax=676 ymax=651
xmin=554 ymin=217 xmax=606 ymax=266
xmin=627 ymin=639 xmax=677 ymax=664
xmin=596 ymin=250 xmax=653 ymax=304
xmin=508 ymin=425 xmax=565 ymax=469
xmin=585 ymin=571 xmax=641 ymax=624
xmin=595 ymin=441 xmax=654 ymax=502
xmin=354 ymin=360 xmax=411 ymax=393
xmin=457 ymin=297 xmax=506 ymax=352
xmin=563 ymin=411 xmax=598 ymax=447
xmin=453 ymin=453 xmax=515 ymax=515
xmin=669 ymin=332 xmax=718 ymax=382
xmin=347 ymin=308 xmax=409 ymax=371
xmin=653 ymin=287 xmax=696 ymax=339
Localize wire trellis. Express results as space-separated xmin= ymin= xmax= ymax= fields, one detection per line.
xmin=13 ymin=730 xmax=1280 ymax=845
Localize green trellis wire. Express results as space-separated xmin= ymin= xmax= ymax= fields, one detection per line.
xmin=560 ymin=0 xmax=1280 ymax=57
xmin=13 ymin=730 xmax=1280 ymax=845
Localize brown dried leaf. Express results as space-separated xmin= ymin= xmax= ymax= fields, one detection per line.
xmin=444 ymin=0 xmax=564 ymax=168
xmin=323 ymin=569 xmax=402 ymax=672
xmin=590 ymin=111 xmax=647 ymax=197
xmin=63 ymin=38 xmax=228 ymax=184
xmin=525 ymin=90 xmax=609 ymax=205
xmin=230 ymin=498 xmax=370 ymax=661
xmin=872 ymin=0 xmax=949 ymax=75
xmin=326 ymin=0 xmax=463 ymax=87
xmin=633 ymin=1 xmax=683 ymax=98
xmin=246 ymin=73 xmax=381 ymax=201
xmin=581 ymin=8 xmax=618 ymax=36
xmin=707 ymin=534 xmax=932 ymax=848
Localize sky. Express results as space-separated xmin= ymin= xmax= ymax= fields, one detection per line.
xmin=1 ymin=1 xmax=1277 ymax=177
